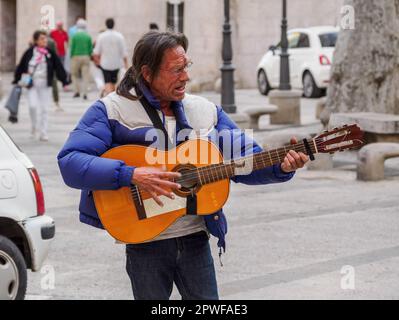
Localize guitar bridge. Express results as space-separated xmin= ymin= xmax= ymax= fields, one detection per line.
xmin=131 ymin=185 xmax=146 ymax=220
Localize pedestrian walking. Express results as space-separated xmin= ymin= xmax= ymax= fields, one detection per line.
xmin=93 ymin=18 xmax=128 ymax=97
xmin=13 ymin=30 xmax=68 ymax=141
xmin=65 ymin=16 xmax=84 ymax=81
xmin=91 ymin=29 xmax=106 ymax=95
xmin=70 ymin=19 xmax=92 ymax=100
xmin=50 ymin=21 xmax=69 ymax=66
xmin=68 ymin=16 xmax=84 ymax=38
xmin=46 ymin=34 xmax=63 ymax=111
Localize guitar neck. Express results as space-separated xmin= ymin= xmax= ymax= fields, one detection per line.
xmin=197 ymin=138 xmax=318 ymax=185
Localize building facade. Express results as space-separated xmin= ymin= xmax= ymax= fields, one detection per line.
xmin=0 ymin=0 xmax=344 ymax=88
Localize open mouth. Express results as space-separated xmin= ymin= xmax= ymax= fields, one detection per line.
xmin=174 ymin=85 xmax=186 ymax=94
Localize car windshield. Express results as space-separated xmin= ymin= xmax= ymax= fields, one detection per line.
xmin=319 ymin=32 xmax=337 ymax=47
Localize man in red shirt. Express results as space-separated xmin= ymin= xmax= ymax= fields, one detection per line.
xmin=50 ymin=21 xmax=69 ymax=65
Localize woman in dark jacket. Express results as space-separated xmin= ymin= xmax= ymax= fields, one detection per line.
xmin=13 ymin=30 xmax=68 ymax=141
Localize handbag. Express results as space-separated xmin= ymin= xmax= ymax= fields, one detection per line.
xmin=18 ymin=73 xmax=33 ymax=88
xmin=18 ymin=61 xmax=39 ymax=89
xmin=4 ymin=85 xmax=22 ymax=123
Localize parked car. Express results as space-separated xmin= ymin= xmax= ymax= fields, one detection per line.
xmin=257 ymin=26 xmax=339 ymax=98
xmin=0 ymin=125 xmax=55 ymax=300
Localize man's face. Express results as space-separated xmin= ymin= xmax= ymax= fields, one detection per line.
xmin=147 ymin=46 xmax=191 ymax=102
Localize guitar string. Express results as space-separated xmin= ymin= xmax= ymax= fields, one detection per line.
xmin=170 ymin=141 xmax=316 ymax=183
xmin=126 ymin=130 xmax=359 ymax=201
xmin=132 ymin=130 xmax=356 ymax=187
xmin=177 ymin=142 xmax=311 ymax=180
xmin=133 ymin=143 xmax=310 ymax=192
xmin=129 ymin=140 xmax=325 ymax=199
xmin=128 ymin=141 xmax=321 ymax=201
xmin=133 ymin=132 xmax=358 ymax=194
xmin=128 ymin=137 xmax=347 ymax=201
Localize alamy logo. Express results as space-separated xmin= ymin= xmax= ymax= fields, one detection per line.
xmin=40 ymin=5 xmax=55 ymax=30
xmin=40 ymin=264 xmax=55 ymax=290
xmin=340 ymin=265 xmax=355 ymax=290
xmin=340 ymin=5 xmax=355 ymax=30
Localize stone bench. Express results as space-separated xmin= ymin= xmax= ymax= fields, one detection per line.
xmin=245 ymin=105 xmax=278 ymax=130
xmin=229 ymin=112 xmax=251 ymax=130
xmin=329 ymin=112 xmax=399 ymax=144
xmin=268 ymin=89 xmax=302 ymax=125
xmin=357 ymin=143 xmax=399 ymax=181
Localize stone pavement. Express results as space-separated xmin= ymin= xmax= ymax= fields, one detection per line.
xmin=1 ymin=76 xmax=399 ymax=300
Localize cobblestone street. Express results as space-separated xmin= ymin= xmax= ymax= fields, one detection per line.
xmin=1 ymin=77 xmax=399 ymax=300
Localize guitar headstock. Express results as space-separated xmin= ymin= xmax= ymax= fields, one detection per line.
xmin=314 ymin=124 xmax=364 ymax=153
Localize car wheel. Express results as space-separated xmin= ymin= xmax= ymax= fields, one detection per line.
xmin=0 ymin=235 xmax=27 ymax=300
xmin=257 ymin=69 xmax=271 ymax=95
xmin=303 ymin=71 xmax=322 ymax=98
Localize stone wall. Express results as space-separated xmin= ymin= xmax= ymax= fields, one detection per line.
xmin=16 ymin=0 xmax=68 ymax=61
xmin=0 ymin=0 xmax=17 ymax=71
xmin=184 ymin=0 xmax=223 ymax=90
xmin=86 ymin=0 xmax=166 ymax=60
xmin=9 ymin=0 xmax=345 ymax=88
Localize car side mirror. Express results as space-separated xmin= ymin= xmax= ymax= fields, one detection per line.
xmin=269 ymin=45 xmax=276 ymax=55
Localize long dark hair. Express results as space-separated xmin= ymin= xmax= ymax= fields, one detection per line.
xmin=33 ymin=30 xmax=47 ymax=43
xmin=116 ymin=31 xmax=188 ymax=101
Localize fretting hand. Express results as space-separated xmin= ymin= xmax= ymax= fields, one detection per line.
xmin=132 ymin=167 xmax=181 ymax=207
xmin=280 ymin=137 xmax=310 ymax=173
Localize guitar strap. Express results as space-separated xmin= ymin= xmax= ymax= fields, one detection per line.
xmin=138 ymin=90 xmax=173 ymax=151
xmin=137 ymin=88 xmax=198 ymax=216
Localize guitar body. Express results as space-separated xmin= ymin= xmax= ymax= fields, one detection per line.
xmin=93 ymin=139 xmax=230 ymax=243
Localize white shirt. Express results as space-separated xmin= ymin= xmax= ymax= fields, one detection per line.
xmin=93 ymin=29 xmax=128 ymax=70
xmin=29 ymin=47 xmax=48 ymax=88
xmin=164 ymin=115 xmax=177 ymax=140
xmin=150 ymin=115 xmax=207 ymax=242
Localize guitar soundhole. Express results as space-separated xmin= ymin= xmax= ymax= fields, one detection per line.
xmin=172 ymin=164 xmax=201 ymax=197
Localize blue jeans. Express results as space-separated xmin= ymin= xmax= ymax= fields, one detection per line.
xmin=125 ymin=231 xmax=219 ymax=300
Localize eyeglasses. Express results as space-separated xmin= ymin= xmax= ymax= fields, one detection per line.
xmin=163 ymin=61 xmax=193 ymax=76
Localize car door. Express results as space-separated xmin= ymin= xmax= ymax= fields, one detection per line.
xmin=288 ymin=32 xmax=311 ymax=88
xmin=291 ymin=32 xmax=312 ymax=88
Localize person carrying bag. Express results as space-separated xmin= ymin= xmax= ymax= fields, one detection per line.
xmin=4 ymin=85 xmax=22 ymax=123
xmin=13 ymin=30 xmax=68 ymax=141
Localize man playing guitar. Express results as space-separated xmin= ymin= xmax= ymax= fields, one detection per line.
xmin=58 ymin=31 xmax=309 ymax=300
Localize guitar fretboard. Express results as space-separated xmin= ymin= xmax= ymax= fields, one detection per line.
xmin=196 ymin=139 xmax=317 ymax=185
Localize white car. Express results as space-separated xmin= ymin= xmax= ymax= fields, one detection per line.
xmin=257 ymin=26 xmax=338 ymax=98
xmin=0 ymin=124 xmax=55 ymax=300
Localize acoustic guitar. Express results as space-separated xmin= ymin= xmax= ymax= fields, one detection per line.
xmin=93 ymin=124 xmax=364 ymax=243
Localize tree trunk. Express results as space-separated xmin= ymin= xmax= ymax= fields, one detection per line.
xmin=326 ymin=0 xmax=399 ymax=115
